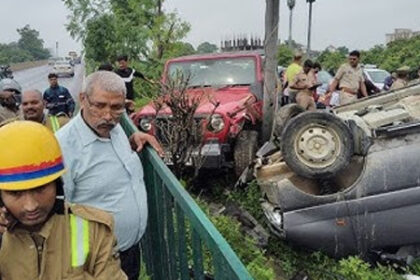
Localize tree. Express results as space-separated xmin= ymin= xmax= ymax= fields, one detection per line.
xmin=336 ymin=46 xmax=349 ymax=56
xmin=277 ymin=44 xmax=294 ymax=66
xmin=316 ymin=49 xmax=346 ymax=74
xmin=84 ymin=14 xmax=118 ymax=63
xmin=196 ymin=42 xmax=218 ymax=54
xmin=163 ymin=42 xmax=195 ymax=59
xmin=16 ymin=25 xmax=50 ymax=60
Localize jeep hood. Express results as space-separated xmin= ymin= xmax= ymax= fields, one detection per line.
xmin=139 ymin=86 xmax=258 ymax=117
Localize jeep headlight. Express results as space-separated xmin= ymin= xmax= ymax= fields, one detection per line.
xmin=139 ymin=118 xmax=152 ymax=132
xmin=209 ymin=115 xmax=225 ymax=133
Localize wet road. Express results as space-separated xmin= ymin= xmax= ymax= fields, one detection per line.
xmin=14 ymin=63 xmax=85 ymax=101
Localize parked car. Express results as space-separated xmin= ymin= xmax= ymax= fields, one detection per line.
xmin=258 ymin=84 xmax=420 ymax=258
xmin=363 ymin=66 xmax=390 ymax=90
xmin=132 ymin=51 xmax=264 ymax=176
xmin=52 ymin=60 xmax=74 ymax=77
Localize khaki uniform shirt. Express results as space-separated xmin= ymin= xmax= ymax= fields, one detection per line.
xmin=390 ymin=78 xmax=408 ymax=90
xmin=0 ymin=105 xmax=19 ymax=124
xmin=291 ymin=71 xmax=315 ymax=96
xmin=0 ymin=203 xmax=127 ymax=280
xmin=334 ymin=63 xmax=364 ymax=93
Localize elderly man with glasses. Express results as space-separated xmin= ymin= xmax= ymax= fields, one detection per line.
xmin=56 ymin=71 xmax=162 ymax=280
xmin=328 ymin=50 xmax=368 ymax=106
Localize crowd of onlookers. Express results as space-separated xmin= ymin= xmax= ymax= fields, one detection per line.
xmin=0 ymin=56 xmax=162 ymax=279
xmin=278 ymin=50 xmax=420 ymax=110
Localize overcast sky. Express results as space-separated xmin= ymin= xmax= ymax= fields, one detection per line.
xmin=0 ymin=0 xmax=419 ymax=56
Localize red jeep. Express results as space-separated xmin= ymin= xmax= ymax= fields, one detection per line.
xmin=132 ymin=51 xmax=264 ymax=176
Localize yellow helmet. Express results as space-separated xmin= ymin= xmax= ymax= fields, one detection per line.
xmin=0 ymin=121 xmax=66 ymax=191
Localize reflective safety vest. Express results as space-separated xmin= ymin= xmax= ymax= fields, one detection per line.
xmin=49 ymin=115 xmax=61 ymax=133
xmin=69 ymin=214 xmax=90 ymax=267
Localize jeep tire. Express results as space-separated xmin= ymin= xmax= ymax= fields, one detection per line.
xmin=234 ymin=130 xmax=258 ymax=177
xmin=281 ymin=112 xmax=354 ymax=179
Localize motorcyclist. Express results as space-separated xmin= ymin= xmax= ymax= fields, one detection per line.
xmin=0 ymin=78 xmax=22 ymax=123
xmin=43 ymin=73 xmax=75 ymax=117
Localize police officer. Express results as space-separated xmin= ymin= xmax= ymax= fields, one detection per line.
xmin=0 ymin=121 xmax=127 ymax=280
xmin=329 ymin=50 xmax=368 ymax=105
xmin=289 ymin=59 xmax=317 ymax=111
xmin=0 ymin=78 xmax=22 ymax=123
xmin=43 ymin=73 xmax=75 ymax=117
xmin=390 ymin=66 xmax=410 ymax=90
xmin=22 ymin=89 xmax=69 ymax=132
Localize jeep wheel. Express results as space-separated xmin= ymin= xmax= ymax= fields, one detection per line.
xmin=234 ymin=130 xmax=258 ymax=177
xmin=273 ymin=104 xmax=305 ymax=146
xmin=281 ymin=112 xmax=354 ymax=179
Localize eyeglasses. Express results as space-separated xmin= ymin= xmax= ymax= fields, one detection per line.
xmin=85 ymin=95 xmax=125 ymax=117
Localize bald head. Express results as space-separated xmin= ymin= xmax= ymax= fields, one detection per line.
xmin=22 ymin=89 xmax=45 ymax=123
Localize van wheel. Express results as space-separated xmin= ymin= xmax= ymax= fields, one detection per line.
xmin=281 ymin=112 xmax=354 ymax=179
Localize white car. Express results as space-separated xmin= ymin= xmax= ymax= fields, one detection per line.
xmin=363 ymin=67 xmax=390 ymax=90
xmin=52 ymin=61 xmax=74 ymax=77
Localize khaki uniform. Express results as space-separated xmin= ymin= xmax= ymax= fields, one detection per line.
xmin=0 ymin=105 xmax=19 ymax=124
xmin=0 ymin=203 xmax=127 ymax=280
xmin=334 ymin=63 xmax=364 ymax=105
xmin=291 ymin=71 xmax=316 ymax=111
xmin=390 ymin=78 xmax=408 ymax=90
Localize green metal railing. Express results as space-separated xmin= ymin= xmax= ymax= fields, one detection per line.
xmin=121 ymin=114 xmax=253 ymax=280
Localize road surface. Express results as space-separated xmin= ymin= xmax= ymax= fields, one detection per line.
xmin=13 ymin=63 xmax=84 ymax=101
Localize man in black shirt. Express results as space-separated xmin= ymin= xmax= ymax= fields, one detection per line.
xmin=114 ymin=55 xmax=148 ymax=101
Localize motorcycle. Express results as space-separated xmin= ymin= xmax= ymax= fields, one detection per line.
xmin=0 ymin=65 xmax=14 ymax=79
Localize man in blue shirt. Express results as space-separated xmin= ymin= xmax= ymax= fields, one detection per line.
xmin=43 ymin=73 xmax=75 ymax=117
xmin=56 ymin=71 xmax=162 ymax=280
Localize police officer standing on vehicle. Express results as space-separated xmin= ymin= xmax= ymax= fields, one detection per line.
xmin=0 ymin=121 xmax=127 ymax=279
xmin=328 ymin=50 xmax=368 ymax=105
xmin=43 ymin=73 xmax=75 ymax=117
xmin=390 ymin=66 xmax=410 ymax=90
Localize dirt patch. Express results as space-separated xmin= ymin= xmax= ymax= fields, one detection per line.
xmin=9 ymin=60 xmax=48 ymax=72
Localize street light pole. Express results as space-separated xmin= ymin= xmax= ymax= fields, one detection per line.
xmin=306 ymin=0 xmax=315 ymax=56
xmin=287 ymin=0 xmax=296 ymax=48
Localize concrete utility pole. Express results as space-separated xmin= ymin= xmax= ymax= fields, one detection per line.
xmin=287 ymin=0 xmax=296 ymax=48
xmin=262 ymin=0 xmax=280 ymax=142
xmin=306 ymin=0 xmax=316 ymax=56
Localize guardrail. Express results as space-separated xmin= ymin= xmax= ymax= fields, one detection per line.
xmin=120 ymin=114 xmax=254 ymax=280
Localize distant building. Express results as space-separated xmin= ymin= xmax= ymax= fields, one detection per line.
xmin=220 ymin=36 xmax=263 ymax=52
xmin=386 ymin=28 xmax=420 ymax=44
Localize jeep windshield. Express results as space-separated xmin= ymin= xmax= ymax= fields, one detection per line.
xmin=167 ymin=57 xmax=256 ymax=87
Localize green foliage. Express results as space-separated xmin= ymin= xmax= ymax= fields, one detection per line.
xmin=162 ymin=42 xmax=195 ymax=59
xmin=209 ymin=210 xmax=276 ymax=279
xmin=316 ymin=49 xmax=346 ymax=74
xmin=277 ymin=44 xmax=294 ymax=66
xmin=16 ymin=25 xmax=50 ymax=60
xmin=227 ymin=181 xmax=264 ymax=222
xmin=0 ymin=43 xmax=32 ymax=64
xmin=84 ymin=14 xmax=118 ymax=63
xmin=0 ymin=25 xmax=50 ymax=64
xmin=66 ymin=0 xmax=191 ymax=98
xmin=378 ymin=36 xmax=420 ymax=72
xmin=196 ymin=42 xmax=218 ymax=54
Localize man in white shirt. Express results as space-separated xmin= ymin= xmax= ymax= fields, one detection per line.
xmin=56 ymin=71 xmax=162 ymax=280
